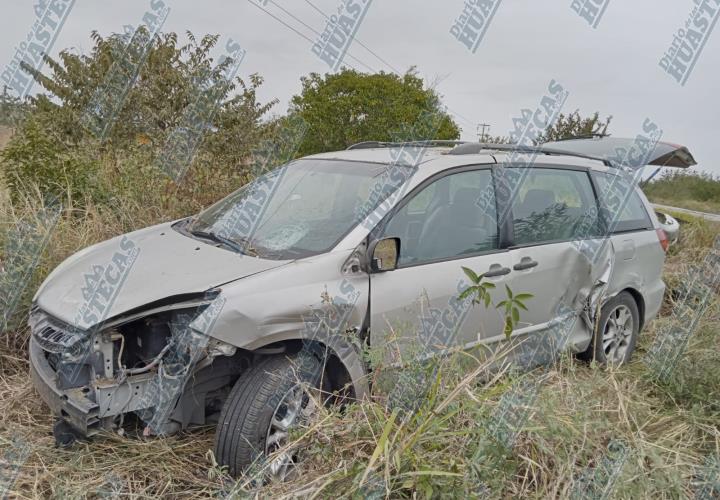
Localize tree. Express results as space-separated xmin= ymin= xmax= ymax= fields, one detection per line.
xmin=0 ymin=88 xmax=30 ymax=127
xmin=536 ymin=110 xmax=612 ymax=144
xmin=288 ymin=69 xmax=460 ymax=156
xmin=1 ymin=31 xmax=276 ymax=203
xmin=488 ymin=110 xmax=612 ymax=145
xmin=21 ymin=31 xmax=276 ymax=153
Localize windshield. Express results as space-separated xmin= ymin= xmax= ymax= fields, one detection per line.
xmin=187 ymin=159 xmax=413 ymax=259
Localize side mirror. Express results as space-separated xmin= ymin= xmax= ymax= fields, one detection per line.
xmin=368 ymin=237 xmax=400 ymax=272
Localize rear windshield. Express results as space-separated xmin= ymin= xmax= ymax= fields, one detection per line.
xmin=188 ymin=159 xmax=413 ymax=259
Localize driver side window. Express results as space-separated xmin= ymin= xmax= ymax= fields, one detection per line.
xmin=381 ymin=169 xmax=498 ymax=266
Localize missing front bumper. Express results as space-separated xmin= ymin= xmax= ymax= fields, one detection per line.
xmin=29 ymin=338 xmax=157 ymax=437
xmin=30 ymin=337 xmax=101 ymax=436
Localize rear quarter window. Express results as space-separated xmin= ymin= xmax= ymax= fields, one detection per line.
xmin=510 ymin=167 xmax=599 ymax=245
xmin=593 ymin=171 xmax=653 ymax=233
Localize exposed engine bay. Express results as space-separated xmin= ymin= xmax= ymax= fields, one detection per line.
xmin=29 ymin=299 xmax=252 ymax=442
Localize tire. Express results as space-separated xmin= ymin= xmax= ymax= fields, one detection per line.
xmin=213 ymin=352 xmax=325 ymax=479
xmin=580 ymin=291 xmax=640 ymax=365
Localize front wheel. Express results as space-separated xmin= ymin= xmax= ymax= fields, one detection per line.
xmin=580 ymin=291 xmax=640 ymax=365
xmin=214 ymin=353 xmax=325 ymax=480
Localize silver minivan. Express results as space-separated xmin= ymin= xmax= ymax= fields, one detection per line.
xmin=28 ymin=137 xmax=695 ymax=478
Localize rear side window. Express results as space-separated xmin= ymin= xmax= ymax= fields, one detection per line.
xmin=510 ymin=168 xmax=599 ymax=245
xmin=593 ymin=172 xmax=653 ymax=233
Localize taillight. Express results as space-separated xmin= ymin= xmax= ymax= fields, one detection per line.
xmin=656 ymin=228 xmax=669 ymax=252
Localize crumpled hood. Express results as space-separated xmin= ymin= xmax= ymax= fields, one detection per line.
xmin=34 ymin=220 xmax=288 ymax=328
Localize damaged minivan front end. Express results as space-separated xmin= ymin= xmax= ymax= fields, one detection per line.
xmin=28 ymin=158 xmax=385 ymax=448
xmin=29 ymin=291 xmax=250 ymax=441
xmin=26 ymin=218 xmax=296 ymax=443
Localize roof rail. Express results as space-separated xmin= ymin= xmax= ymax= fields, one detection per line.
xmin=346 ymin=140 xmax=468 ymax=150
xmin=447 ymin=142 xmax=613 ymax=167
xmin=552 ymin=133 xmax=611 ymax=142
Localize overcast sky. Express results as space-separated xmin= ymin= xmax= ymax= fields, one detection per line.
xmin=1 ymin=0 xmax=718 ymax=175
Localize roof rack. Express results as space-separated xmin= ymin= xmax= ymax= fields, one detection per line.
xmin=345 ymin=140 xmax=613 ymax=167
xmin=447 ymin=142 xmax=613 ymax=167
xmin=551 ymin=133 xmax=611 ymax=142
xmin=346 ymin=140 xmax=468 ymax=150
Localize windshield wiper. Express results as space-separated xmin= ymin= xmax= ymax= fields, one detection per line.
xmin=189 ymin=230 xmax=254 ymax=256
xmin=225 ymin=235 xmax=266 ymax=257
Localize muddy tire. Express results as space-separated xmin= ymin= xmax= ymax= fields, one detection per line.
xmin=580 ymin=291 xmax=640 ymax=365
xmin=213 ymin=352 xmax=324 ymax=479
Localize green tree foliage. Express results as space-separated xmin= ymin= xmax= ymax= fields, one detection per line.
xmin=489 ymin=110 xmax=612 ymax=145
xmin=1 ymin=31 xmax=276 ymax=204
xmin=0 ymin=88 xmax=30 ymax=127
xmin=288 ymin=69 xmax=461 ymax=156
xmin=536 ymin=110 xmax=612 ymax=144
xmin=2 ymin=107 xmax=100 ymax=203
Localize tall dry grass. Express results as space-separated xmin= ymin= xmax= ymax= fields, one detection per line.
xmin=0 ymin=180 xmax=718 ymax=498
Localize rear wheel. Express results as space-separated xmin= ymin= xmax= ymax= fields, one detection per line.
xmin=213 ymin=353 xmax=326 ymax=480
xmin=581 ymin=291 xmax=640 ymax=365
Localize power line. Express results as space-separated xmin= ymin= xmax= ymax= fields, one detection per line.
xmin=267 ymin=0 xmax=375 ymax=72
xmin=298 ymin=2 xmax=477 ymax=130
xmin=302 ymin=0 xmax=328 ymax=19
xmin=246 ymin=0 xmax=370 ymax=72
xmin=245 ymin=1 xmax=317 ymax=47
xmin=245 ymin=0 xmax=477 ymax=132
xmin=271 ymin=0 xmax=322 ymax=36
xmin=301 ymin=0 xmax=402 ymax=74
xmin=454 ymin=111 xmax=477 ymax=130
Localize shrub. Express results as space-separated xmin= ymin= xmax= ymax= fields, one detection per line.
xmin=1 ymin=110 xmax=103 ymax=204
xmin=1 ymin=31 xmax=276 ymax=208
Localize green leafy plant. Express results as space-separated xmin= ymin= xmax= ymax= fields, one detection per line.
xmin=459 ymin=267 xmax=534 ymax=340
xmin=458 ymin=266 xmax=496 ymax=307
xmin=496 ymin=284 xmax=534 ymax=340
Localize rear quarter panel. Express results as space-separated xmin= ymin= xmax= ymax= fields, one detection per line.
xmin=607 ymin=187 xmax=666 ymax=325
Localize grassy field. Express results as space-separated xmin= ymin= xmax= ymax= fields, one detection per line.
xmin=0 ymin=194 xmax=718 ymax=498
xmin=0 ymin=127 xmax=11 ymax=207
xmin=0 ymin=126 xmax=12 ymax=150
xmin=0 ymin=156 xmax=718 ymax=498
xmin=644 ymin=171 xmax=720 ymax=215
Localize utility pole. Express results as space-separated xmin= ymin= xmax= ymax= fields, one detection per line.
xmin=477 ymin=123 xmax=490 ymax=142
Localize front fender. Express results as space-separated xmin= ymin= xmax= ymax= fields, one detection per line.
xmin=209 ymin=250 xmax=370 ymax=398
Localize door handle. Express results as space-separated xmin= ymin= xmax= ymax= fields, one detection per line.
xmin=485 ymin=263 xmax=511 ymax=277
xmin=513 ymin=257 xmax=538 ymax=271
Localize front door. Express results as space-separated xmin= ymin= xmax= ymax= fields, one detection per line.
xmin=369 ymin=166 xmax=511 ymax=362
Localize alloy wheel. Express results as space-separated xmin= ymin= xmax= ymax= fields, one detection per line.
xmin=601 ymin=304 xmax=634 ymax=364
xmin=264 ymin=384 xmax=317 ymax=481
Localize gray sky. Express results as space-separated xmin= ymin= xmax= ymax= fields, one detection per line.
xmin=1 ymin=0 xmax=718 ymax=175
